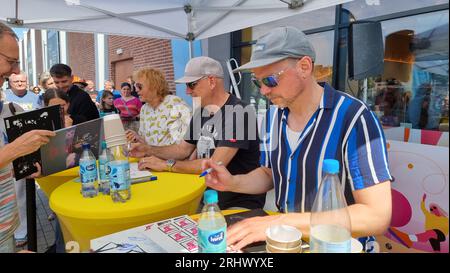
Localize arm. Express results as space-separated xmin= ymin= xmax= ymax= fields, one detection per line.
xmin=130 ymin=140 xmax=196 ymax=160
xmin=226 ymin=181 xmax=392 ymax=250
xmin=0 ymin=130 xmax=56 ymax=169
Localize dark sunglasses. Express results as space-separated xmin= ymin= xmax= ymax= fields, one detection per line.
xmin=251 ymin=69 xmax=287 ymax=89
xmin=186 ymin=77 xmax=205 ymax=90
xmin=135 ymin=83 xmax=143 ymax=90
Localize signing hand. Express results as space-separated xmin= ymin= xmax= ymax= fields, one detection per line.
xmin=129 ymin=143 xmax=151 ymax=158
xmin=201 ymin=159 xmax=235 ymax=192
xmin=138 ymin=156 xmax=166 ymax=172
xmin=227 ymin=214 xmax=282 ymax=251
xmin=11 ymin=130 xmax=56 ymax=159
xmin=126 ymin=130 xmax=144 ymax=143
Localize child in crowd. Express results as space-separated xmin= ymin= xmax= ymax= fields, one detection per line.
xmin=99 ymin=90 xmax=119 ymax=117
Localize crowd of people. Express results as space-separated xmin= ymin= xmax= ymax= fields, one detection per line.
xmin=1 ymin=21 xmax=393 ymax=254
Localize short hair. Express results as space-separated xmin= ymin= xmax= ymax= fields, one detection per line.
xmin=0 ymin=22 xmax=18 ymax=40
xmin=42 ymin=88 xmax=70 ymax=106
xmin=50 ymin=64 xmax=72 ymax=78
xmin=133 ymin=68 xmax=170 ymax=98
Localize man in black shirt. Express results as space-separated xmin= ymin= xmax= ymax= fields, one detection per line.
xmin=50 ymin=64 xmax=99 ymax=124
xmin=130 ymin=56 xmax=265 ymax=210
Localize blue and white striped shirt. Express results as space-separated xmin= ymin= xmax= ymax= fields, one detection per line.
xmin=260 ymin=83 xmax=392 ymax=213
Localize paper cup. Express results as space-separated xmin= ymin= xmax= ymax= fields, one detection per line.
xmin=103 ymin=114 xmax=126 ymax=139
xmin=265 ymin=225 xmax=302 ymax=249
xmin=266 ymin=242 xmax=302 ymax=253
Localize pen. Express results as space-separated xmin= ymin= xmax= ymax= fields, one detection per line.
xmin=131 ymin=176 xmax=158 ymax=185
xmin=199 ymin=161 xmax=223 ymax=177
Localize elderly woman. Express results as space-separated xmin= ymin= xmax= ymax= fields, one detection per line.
xmin=126 ymin=68 xmax=191 ymax=146
xmin=39 ymin=72 xmax=56 ymax=92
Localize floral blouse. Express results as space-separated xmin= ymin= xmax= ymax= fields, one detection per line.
xmin=139 ymin=95 xmax=191 ymax=146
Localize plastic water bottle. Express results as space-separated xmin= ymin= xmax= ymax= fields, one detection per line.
xmin=98 ymin=141 xmax=112 ymax=195
xmin=310 ymin=159 xmax=351 ymax=253
xmin=108 ymin=144 xmax=131 ymax=202
xmin=79 ymin=143 xmax=98 ymax=198
xmin=197 ymin=190 xmax=227 ymax=253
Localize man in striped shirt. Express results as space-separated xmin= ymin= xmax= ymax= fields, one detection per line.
xmin=0 ymin=22 xmax=55 ymax=252
xmin=202 ymin=26 xmax=392 ymax=251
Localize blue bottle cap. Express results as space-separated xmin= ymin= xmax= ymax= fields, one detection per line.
xmin=82 ymin=143 xmax=91 ymax=150
xmin=101 ymin=141 xmax=107 ymax=149
xmin=204 ymin=190 xmax=218 ymax=204
xmin=323 ymin=159 xmax=339 ymax=174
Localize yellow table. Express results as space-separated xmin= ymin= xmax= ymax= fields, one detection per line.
xmin=35 ymin=158 xmax=140 ymax=198
xmin=50 ymin=171 xmax=206 ymax=252
xmin=35 ymin=167 xmax=79 ymax=198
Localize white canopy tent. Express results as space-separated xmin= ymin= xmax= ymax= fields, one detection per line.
xmin=1 ymin=0 xmax=353 ymax=57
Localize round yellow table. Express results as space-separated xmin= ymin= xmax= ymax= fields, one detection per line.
xmin=35 ymin=167 xmax=79 ymax=197
xmin=50 ymin=171 xmax=206 ymax=252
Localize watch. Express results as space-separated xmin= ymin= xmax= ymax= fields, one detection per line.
xmin=166 ymin=159 xmax=176 ymax=172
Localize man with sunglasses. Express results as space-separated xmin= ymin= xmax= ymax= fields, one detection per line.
xmin=0 ymin=22 xmax=56 ymax=252
xmin=202 ymin=26 xmax=393 ymax=251
xmin=131 ymin=56 xmax=265 ymax=210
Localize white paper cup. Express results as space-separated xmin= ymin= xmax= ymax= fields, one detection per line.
xmin=351 ymin=238 xmax=363 ymax=253
xmin=103 ymin=114 xmax=126 ymax=139
xmin=266 ymin=241 xmax=302 ymax=253
xmin=265 ymin=225 xmax=302 ymax=249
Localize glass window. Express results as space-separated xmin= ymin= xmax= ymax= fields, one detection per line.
xmin=47 ymin=30 xmax=60 ymax=69
xmin=346 ymin=10 xmax=449 ymax=131
xmin=343 ymin=0 xmax=448 ymax=20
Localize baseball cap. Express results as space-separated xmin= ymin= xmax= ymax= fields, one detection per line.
xmin=175 ymin=56 xmax=224 ymax=83
xmin=234 ymin=26 xmax=316 ymax=72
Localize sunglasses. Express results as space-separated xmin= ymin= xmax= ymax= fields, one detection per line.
xmin=186 ymin=77 xmax=205 ymax=90
xmin=251 ymin=69 xmax=287 ymax=89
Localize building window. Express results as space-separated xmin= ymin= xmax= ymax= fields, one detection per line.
xmin=47 ymin=30 xmax=60 ymax=69
xmin=346 ymin=10 xmax=449 ymax=131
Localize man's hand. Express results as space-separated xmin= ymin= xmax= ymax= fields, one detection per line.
xmin=26 ymin=162 xmax=42 ymax=179
xmin=138 ymin=156 xmax=167 ymax=172
xmin=126 ymin=130 xmax=144 ymax=143
xmin=129 ymin=143 xmax=151 ymax=158
xmin=201 ymin=159 xmax=236 ymax=192
xmin=11 ymin=130 xmax=56 ymax=159
xmin=227 ymin=214 xmax=282 ymax=251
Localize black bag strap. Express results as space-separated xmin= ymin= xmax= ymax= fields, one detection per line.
xmin=8 ymin=102 xmax=16 ymax=115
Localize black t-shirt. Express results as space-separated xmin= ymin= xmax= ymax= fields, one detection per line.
xmin=185 ymin=94 xmax=265 ymax=209
xmin=67 ymin=85 xmax=100 ymax=125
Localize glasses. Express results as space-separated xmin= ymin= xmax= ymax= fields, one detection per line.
xmin=186 ymin=77 xmax=206 ymax=90
xmin=251 ymin=69 xmax=287 ymax=89
xmin=0 ymin=52 xmax=20 ymax=68
xmin=135 ymin=83 xmax=143 ymax=90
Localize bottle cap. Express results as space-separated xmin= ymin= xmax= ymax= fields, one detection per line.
xmin=101 ymin=141 xmax=107 ymax=149
xmin=204 ymin=190 xmax=218 ymax=204
xmin=323 ymin=159 xmax=339 ymax=174
xmin=82 ymin=143 xmax=91 ymax=150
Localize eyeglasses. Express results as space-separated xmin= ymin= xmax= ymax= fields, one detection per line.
xmin=135 ymin=83 xmax=143 ymax=90
xmin=0 ymin=52 xmax=20 ymax=68
xmin=186 ymin=77 xmax=206 ymax=90
xmin=251 ymin=69 xmax=287 ymax=89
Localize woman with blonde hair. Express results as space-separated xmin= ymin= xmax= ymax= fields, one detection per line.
xmin=126 ymin=68 xmax=191 ymax=146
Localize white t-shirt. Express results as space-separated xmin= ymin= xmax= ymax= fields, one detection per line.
xmin=286 ymin=125 xmax=302 ymax=151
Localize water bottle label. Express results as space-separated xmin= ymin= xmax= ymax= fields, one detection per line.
xmin=79 ymin=160 xmax=98 ymax=183
xmin=198 ymin=227 xmax=226 ymax=253
xmin=99 ymin=156 xmax=109 ymax=181
xmin=310 ymin=236 xmax=351 ymax=253
xmin=109 ymin=160 xmax=130 ymax=191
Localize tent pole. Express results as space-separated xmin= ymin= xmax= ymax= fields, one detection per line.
xmin=188 ymin=40 xmax=194 ymax=60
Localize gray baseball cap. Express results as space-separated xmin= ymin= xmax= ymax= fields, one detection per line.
xmin=175 ymin=56 xmax=224 ymax=83
xmin=234 ymin=26 xmax=316 ymax=72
